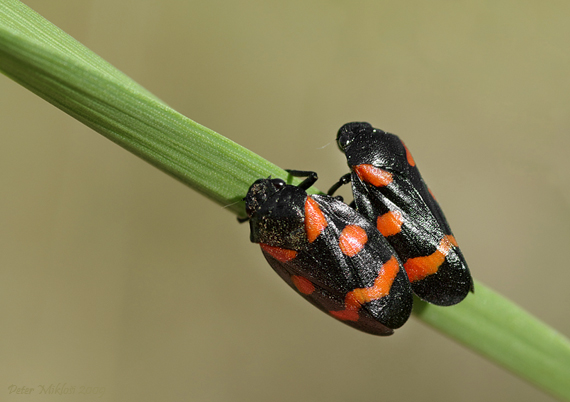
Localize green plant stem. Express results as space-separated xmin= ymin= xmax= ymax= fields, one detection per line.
xmin=0 ymin=0 xmax=316 ymax=217
xmin=1 ymin=1 xmax=570 ymax=400
xmin=413 ymin=282 xmax=570 ymax=401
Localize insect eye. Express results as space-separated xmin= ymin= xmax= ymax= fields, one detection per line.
xmin=337 ymin=134 xmax=350 ymax=151
xmin=272 ymin=179 xmax=286 ymax=189
xmin=337 ymin=122 xmax=372 ymax=150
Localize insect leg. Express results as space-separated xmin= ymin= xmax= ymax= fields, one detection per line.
xmin=284 ymin=169 xmax=319 ymax=190
xmin=327 ymin=173 xmax=352 ymax=196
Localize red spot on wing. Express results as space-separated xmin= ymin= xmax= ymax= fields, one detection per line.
xmin=329 ymin=308 xmax=360 ymax=322
xmin=376 ymin=211 xmax=403 ymax=237
xmin=403 ymin=235 xmax=457 ymax=282
xmin=329 ymin=256 xmax=400 ymax=321
xmin=338 ymin=225 xmax=368 ymax=257
xmin=305 ymin=196 xmax=328 ymax=243
xmin=402 ymin=142 xmax=416 ymax=167
xmin=291 ymin=275 xmax=315 ymax=295
xmin=260 ymin=243 xmax=297 ymax=262
xmin=354 ymin=164 xmax=393 ymax=187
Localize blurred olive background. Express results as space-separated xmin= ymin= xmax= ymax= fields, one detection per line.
xmin=2 ymin=1 xmax=570 ymax=401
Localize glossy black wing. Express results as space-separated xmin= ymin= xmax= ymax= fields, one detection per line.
xmin=258 ymin=194 xmax=412 ymax=335
xmin=337 ymin=123 xmax=473 ymax=306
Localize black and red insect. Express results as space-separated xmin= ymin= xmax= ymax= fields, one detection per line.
xmin=329 ymin=122 xmax=473 ymax=306
xmin=243 ymin=170 xmax=413 ymax=336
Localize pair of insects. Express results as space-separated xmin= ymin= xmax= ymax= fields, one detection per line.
xmin=242 ymin=122 xmax=473 ymax=336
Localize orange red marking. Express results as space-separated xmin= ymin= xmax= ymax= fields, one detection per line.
xmin=403 ymin=235 xmax=457 ymax=282
xmin=260 ymin=243 xmax=297 ymax=262
xmin=354 ymin=164 xmax=393 ymax=187
xmin=402 ymin=142 xmax=416 ymax=167
xmin=329 ymin=256 xmax=400 ymax=321
xmin=376 ymin=211 xmax=404 ymax=237
xmin=338 ymin=225 xmax=368 ymax=257
xmin=304 ymin=196 xmax=328 ymax=243
xmin=292 ymin=275 xmax=315 ymax=295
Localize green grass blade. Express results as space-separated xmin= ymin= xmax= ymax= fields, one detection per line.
xmin=0 ymin=0 xmax=160 ymax=101
xmin=1 ymin=1 xmax=570 ymax=400
xmin=0 ymin=0 xmax=314 ymax=217
xmin=413 ymin=281 xmax=570 ymax=401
